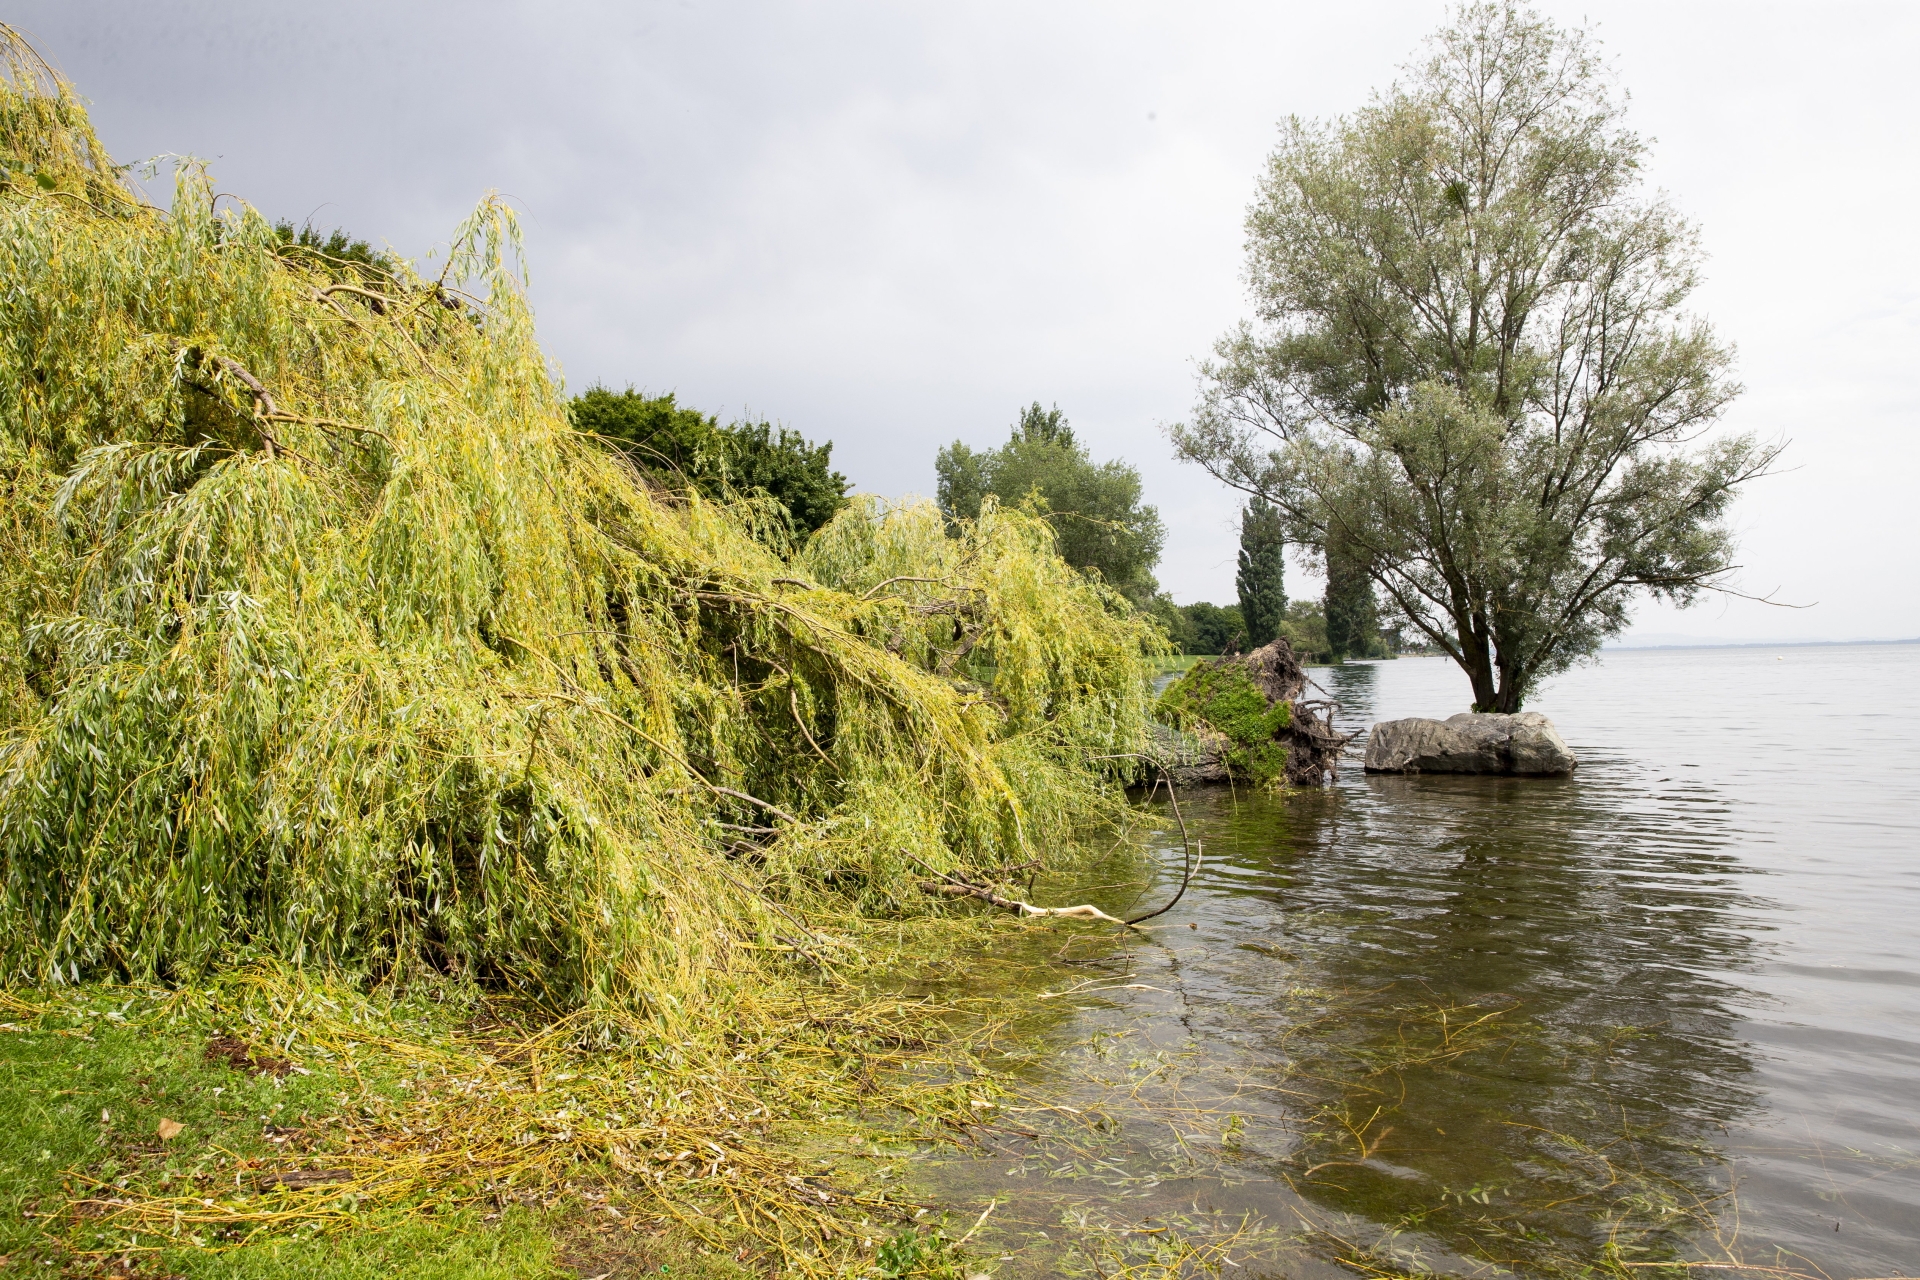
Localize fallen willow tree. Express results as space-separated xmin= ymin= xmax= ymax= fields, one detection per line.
xmin=0 ymin=33 xmax=1161 ymax=1013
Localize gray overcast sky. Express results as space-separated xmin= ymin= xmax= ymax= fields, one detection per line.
xmin=13 ymin=2 xmax=1917 ymax=640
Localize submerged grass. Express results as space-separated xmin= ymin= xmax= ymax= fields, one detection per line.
xmin=916 ymin=997 xmax=1761 ymax=1279
xmin=887 ymin=892 xmax=1805 ymax=1280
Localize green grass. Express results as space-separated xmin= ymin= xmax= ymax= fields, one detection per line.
xmin=140 ymin=1215 xmax=561 ymax=1280
xmin=0 ymin=987 xmax=777 ymax=1278
xmin=0 ymin=989 xmax=560 ymax=1277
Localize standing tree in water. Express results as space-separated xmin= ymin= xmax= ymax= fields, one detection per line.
xmin=1236 ymin=498 xmax=1287 ymax=649
xmin=1170 ymin=1 xmax=1776 ymax=711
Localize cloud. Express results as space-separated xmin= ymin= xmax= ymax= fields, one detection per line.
xmin=13 ymin=0 xmax=1917 ymax=635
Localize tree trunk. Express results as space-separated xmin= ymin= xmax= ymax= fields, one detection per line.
xmin=1491 ymin=649 xmax=1527 ymax=712
xmin=1459 ymin=628 xmax=1499 ymax=711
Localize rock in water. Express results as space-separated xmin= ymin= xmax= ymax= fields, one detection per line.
xmin=1503 ymin=715 xmax=1578 ymax=775
xmin=1363 ymin=712 xmax=1576 ymax=775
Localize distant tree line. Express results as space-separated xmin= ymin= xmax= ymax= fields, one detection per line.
xmin=937 ymin=402 xmax=1401 ymax=661
xmin=570 ymin=386 xmax=850 ymax=540
xmin=937 ymin=404 xmax=1165 ymax=607
xmin=1156 ymin=512 xmax=1392 ymax=661
xmin=570 ymin=383 xmax=1396 ymax=663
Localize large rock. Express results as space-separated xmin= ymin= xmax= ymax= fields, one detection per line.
xmin=1363 ymin=712 xmax=1576 ymax=776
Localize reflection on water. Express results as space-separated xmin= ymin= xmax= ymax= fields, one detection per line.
xmin=1166 ymin=775 xmax=1762 ymax=1272
xmin=910 ymin=645 xmax=1920 ymax=1277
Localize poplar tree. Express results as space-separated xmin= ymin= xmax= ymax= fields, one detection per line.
xmin=1323 ymin=538 xmax=1379 ymax=662
xmin=1236 ymin=497 xmax=1287 ymax=648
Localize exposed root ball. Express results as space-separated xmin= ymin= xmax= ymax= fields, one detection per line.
xmin=1154 ymin=640 xmax=1351 ymax=787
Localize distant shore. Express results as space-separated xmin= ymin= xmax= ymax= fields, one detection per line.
xmin=1603 ymin=636 xmax=1920 ymax=652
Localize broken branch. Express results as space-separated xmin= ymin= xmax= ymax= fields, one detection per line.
xmin=920 ymin=880 xmax=1129 ymax=924
xmin=905 ymin=853 xmax=1129 ymax=925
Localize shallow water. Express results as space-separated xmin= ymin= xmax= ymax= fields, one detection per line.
xmin=916 ymin=643 xmax=1920 ymax=1277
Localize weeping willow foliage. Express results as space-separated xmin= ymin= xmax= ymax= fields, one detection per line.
xmin=0 ymin=34 xmax=1160 ymax=1011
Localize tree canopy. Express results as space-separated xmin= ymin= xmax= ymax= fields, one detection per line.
xmin=1179 ymin=601 xmax=1246 ymax=656
xmin=270 ymin=220 xmax=389 ymax=277
xmin=570 ymin=386 xmax=849 ymax=539
xmin=937 ymin=403 xmax=1165 ymax=607
xmin=1170 ymin=1 xmax=1776 ymax=711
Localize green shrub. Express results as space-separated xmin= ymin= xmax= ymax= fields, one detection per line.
xmin=569 ymin=386 xmax=850 ymax=540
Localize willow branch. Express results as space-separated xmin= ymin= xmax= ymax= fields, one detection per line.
xmin=860 ymin=576 xmax=950 ymax=600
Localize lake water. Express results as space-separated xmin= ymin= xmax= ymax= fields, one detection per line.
xmin=916 ymin=643 xmax=1920 ymax=1277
